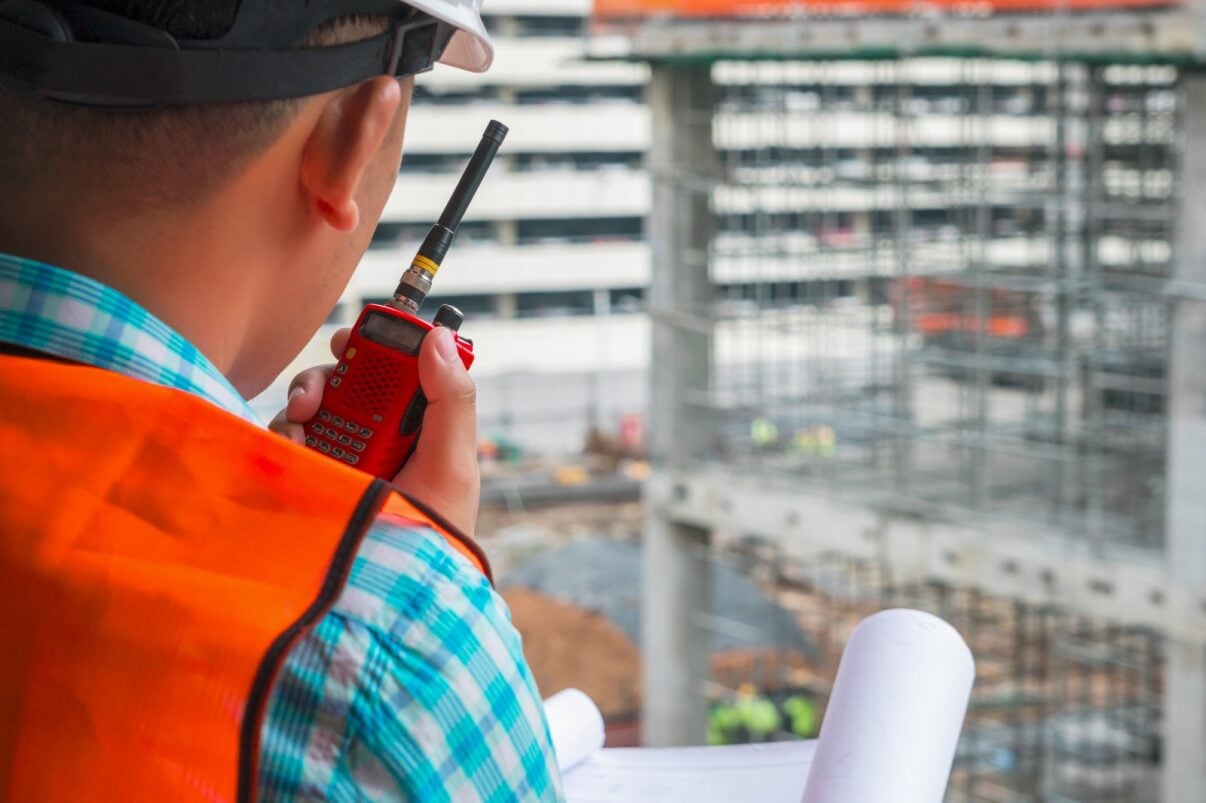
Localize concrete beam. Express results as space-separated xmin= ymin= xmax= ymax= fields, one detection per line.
xmin=646 ymin=469 xmax=1206 ymax=646
xmin=590 ymin=10 xmax=1202 ymax=65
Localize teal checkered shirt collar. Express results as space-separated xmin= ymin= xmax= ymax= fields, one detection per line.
xmin=0 ymin=253 xmax=261 ymax=424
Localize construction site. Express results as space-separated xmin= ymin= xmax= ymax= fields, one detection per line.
xmin=561 ymin=1 xmax=1206 ymax=800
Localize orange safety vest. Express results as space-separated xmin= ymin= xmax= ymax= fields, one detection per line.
xmin=0 ymin=354 xmax=490 ymax=802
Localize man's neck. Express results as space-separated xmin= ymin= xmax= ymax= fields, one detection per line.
xmin=0 ymin=188 xmax=265 ymax=379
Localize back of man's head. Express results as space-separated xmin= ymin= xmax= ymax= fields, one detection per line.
xmin=0 ymin=1 xmax=389 ymax=209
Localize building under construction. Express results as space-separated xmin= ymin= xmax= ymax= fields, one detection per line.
xmin=587 ymin=1 xmax=1206 ymax=800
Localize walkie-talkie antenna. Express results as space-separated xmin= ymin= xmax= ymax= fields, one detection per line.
xmin=390 ymin=120 xmax=508 ymax=314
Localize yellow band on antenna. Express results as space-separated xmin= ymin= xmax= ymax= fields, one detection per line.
xmin=412 ymin=254 xmax=441 ymax=276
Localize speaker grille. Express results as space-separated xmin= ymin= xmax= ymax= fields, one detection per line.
xmin=348 ymin=362 xmax=401 ymax=413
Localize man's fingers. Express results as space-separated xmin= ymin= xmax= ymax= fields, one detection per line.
xmin=329 ymin=327 xmax=351 ymax=359
xmin=267 ymin=327 xmax=350 ymax=444
xmin=268 ymin=410 xmax=308 ymax=445
xmin=393 ymin=326 xmax=480 ymax=536
xmin=285 ymin=365 xmax=334 ymax=423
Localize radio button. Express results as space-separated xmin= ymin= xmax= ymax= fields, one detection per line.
xmin=399 ymin=392 xmax=428 ymax=436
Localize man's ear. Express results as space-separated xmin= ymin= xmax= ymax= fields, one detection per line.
xmin=300 ymin=76 xmax=403 ymax=232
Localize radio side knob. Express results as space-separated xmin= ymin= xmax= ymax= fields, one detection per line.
xmin=433 ymin=304 xmax=464 ymax=332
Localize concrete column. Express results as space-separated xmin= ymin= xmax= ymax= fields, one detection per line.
xmin=851 ymin=210 xmax=872 ymax=242
xmin=592 ymin=288 xmax=611 ymax=317
xmin=1163 ymin=71 xmax=1206 ymax=803
xmin=496 ymin=219 xmax=519 ymax=248
xmin=495 ymin=292 xmax=517 ymax=320
xmin=494 ymin=14 xmax=520 ymax=37
xmin=641 ymin=62 xmax=719 ymax=747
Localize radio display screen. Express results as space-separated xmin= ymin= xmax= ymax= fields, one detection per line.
xmin=361 ymin=311 xmax=424 ymax=356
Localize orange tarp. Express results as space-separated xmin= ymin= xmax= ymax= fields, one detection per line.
xmin=594 ymin=0 xmax=1178 ymax=17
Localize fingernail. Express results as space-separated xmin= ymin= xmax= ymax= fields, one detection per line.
xmin=289 ymin=386 xmax=305 ymax=403
xmin=433 ymin=326 xmax=459 ymax=363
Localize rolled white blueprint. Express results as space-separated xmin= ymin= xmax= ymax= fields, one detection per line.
xmin=544 ymin=688 xmax=606 ymax=774
xmin=800 ymin=609 xmax=974 ymax=803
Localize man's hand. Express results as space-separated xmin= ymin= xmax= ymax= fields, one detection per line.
xmin=269 ymin=326 xmax=480 ymax=536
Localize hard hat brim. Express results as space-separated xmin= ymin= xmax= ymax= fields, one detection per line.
xmin=441 ymin=28 xmax=492 ymax=72
xmin=402 ymin=0 xmax=493 ymax=72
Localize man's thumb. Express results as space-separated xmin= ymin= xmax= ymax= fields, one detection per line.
xmin=418 ymin=325 xmax=475 ymax=408
xmin=392 ymin=326 xmax=479 ymax=534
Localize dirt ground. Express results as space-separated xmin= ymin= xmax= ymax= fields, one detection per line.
xmin=500 ymin=586 xmax=641 ymax=719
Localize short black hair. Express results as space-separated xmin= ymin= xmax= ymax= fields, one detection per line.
xmin=0 ymin=1 xmax=392 ymax=207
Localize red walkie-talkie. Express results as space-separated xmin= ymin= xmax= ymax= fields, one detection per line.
xmin=303 ymin=120 xmax=508 ymax=479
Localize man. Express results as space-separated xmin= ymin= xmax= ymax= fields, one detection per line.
xmin=0 ymin=1 xmax=563 ymax=800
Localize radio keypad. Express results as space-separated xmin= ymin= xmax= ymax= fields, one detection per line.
xmin=310 ymin=409 xmax=372 ymax=468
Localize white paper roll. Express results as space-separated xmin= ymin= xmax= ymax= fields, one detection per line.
xmin=544 ymin=688 xmax=607 ymax=774
xmin=800 ymin=609 xmax=974 ymax=803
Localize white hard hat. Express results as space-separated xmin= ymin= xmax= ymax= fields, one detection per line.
xmin=0 ymin=0 xmax=496 ymax=105
xmin=404 ymin=0 xmax=493 ymax=72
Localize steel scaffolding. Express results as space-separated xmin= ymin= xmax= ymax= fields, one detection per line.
xmin=706 ymin=57 xmax=1176 ymax=554
xmin=595 ymin=2 xmax=1206 ymax=799
xmin=701 ymin=541 xmax=1164 ymax=801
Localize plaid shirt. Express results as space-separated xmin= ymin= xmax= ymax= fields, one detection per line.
xmin=0 ymin=254 xmax=563 ymax=802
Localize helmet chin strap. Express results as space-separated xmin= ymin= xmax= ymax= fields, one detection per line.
xmin=0 ymin=0 xmax=454 ymax=107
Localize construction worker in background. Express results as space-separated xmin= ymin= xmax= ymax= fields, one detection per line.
xmin=0 ymin=1 xmax=561 ymax=800
xmin=782 ymin=694 xmax=819 ymax=739
xmin=708 ymin=683 xmax=783 ymax=744
xmin=750 ymin=416 xmax=779 ymax=450
xmin=707 ymin=685 xmax=818 ymax=745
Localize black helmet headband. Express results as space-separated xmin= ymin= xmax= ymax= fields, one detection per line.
xmin=0 ymin=0 xmax=454 ymax=107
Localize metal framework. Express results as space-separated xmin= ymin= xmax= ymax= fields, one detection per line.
xmin=603 ymin=4 xmax=1206 ymax=800
xmin=697 ymin=540 xmax=1164 ymax=802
